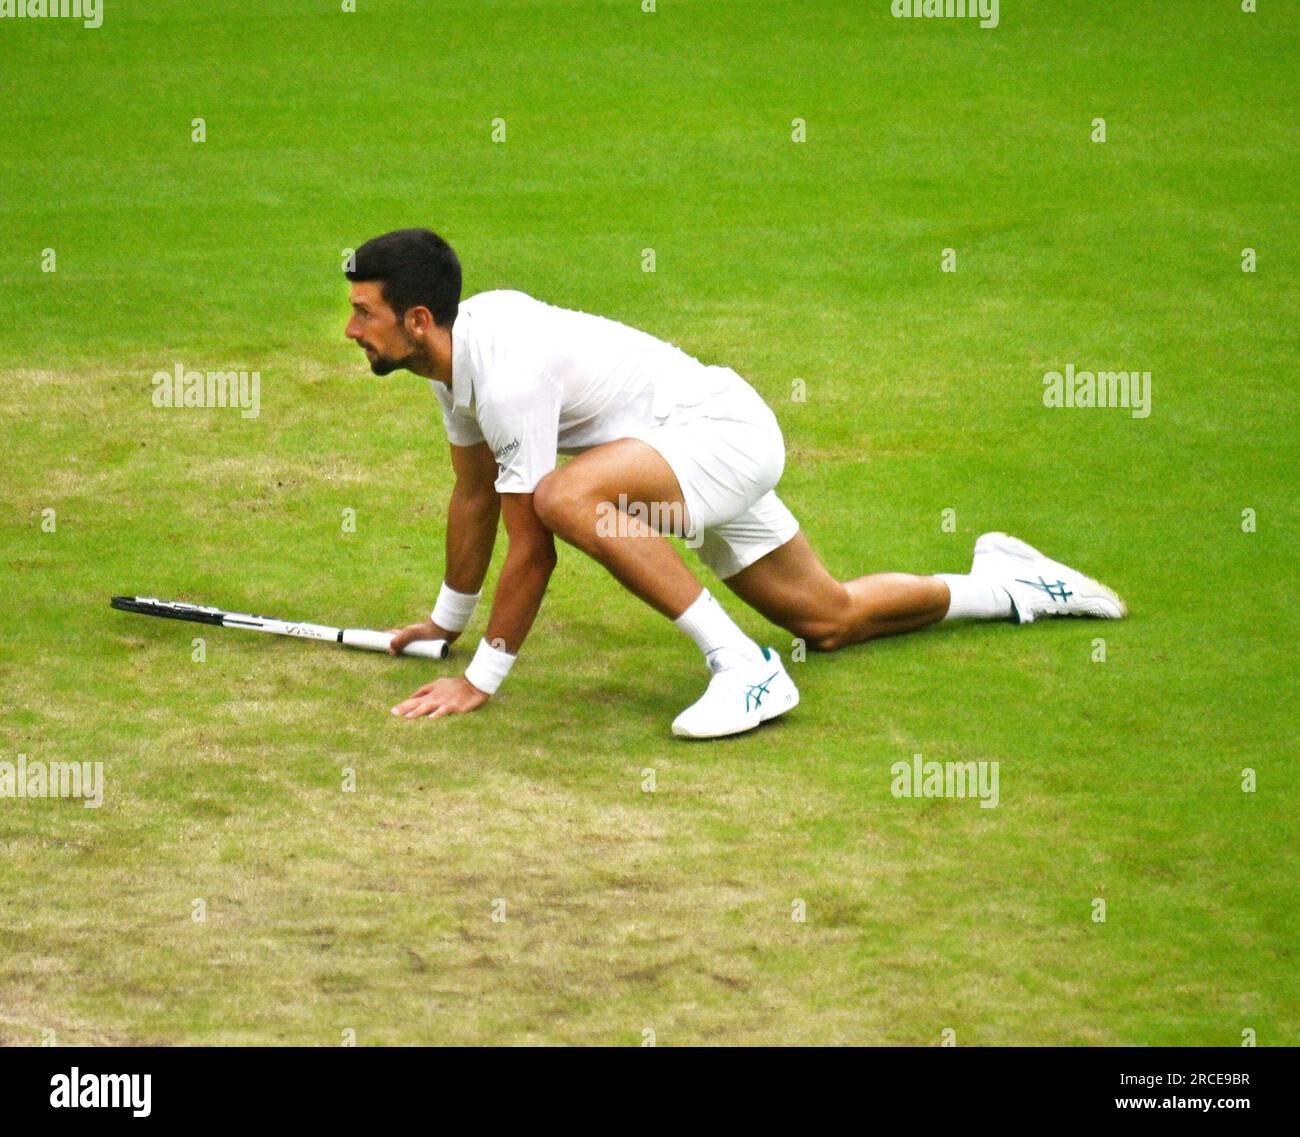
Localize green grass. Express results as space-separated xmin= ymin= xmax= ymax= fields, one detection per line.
xmin=0 ymin=0 xmax=1295 ymax=1045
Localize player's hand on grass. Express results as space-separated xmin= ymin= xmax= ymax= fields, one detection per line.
xmin=390 ymin=676 xmax=489 ymax=719
xmin=388 ymin=619 xmax=456 ymax=655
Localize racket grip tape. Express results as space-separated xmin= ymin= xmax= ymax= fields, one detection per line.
xmin=340 ymin=629 xmax=450 ymax=660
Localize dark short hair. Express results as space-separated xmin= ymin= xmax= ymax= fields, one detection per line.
xmin=344 ymin=228 xmax=462 ymax=327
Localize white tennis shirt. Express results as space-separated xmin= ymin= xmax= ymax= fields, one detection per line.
xmin=431 ymin=289 xmax=733 ymax=493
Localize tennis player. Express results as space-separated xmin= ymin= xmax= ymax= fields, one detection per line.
xmin=344 ymin=229 xmax=1126 ymax=738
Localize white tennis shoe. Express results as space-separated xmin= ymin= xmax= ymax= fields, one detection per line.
xmin=672 ymin=647 xmax=799 ymax=739
xmin=971 ymin=531 xmax=1127 ymax=624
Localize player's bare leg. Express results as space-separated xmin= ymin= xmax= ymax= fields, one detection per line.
xmin=533 ymin=439 xmax=799 ymax=737
xmin=532 ymin=438 xmax=700 ymax=617
xmin=721 ymin=531 xmax=949 ymax=651
xmin=724 ymin=529 xmax=1126 ymax=650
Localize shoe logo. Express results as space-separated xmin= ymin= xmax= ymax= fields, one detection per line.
xmin=745 ymin=672 xmax=778 ymax=712
xmin=1016 ymin=576 xmax=1072 ymax=603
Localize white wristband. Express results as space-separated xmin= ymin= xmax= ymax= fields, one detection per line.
xmin=431 ymin=582 xmax=480 ymax=634
xmin=464 ymin=638 xmax=516 ymax=696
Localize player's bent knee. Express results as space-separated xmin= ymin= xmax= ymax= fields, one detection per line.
xmin=532 ymin=471 xmax=572 ymax=531
xmin=533 ymin=470 xmax=594 ymax=540
xmin=532 ymin=471 xmax=562 ymax=529
xmin=808 ymin=629 xmax=848 ymax=652
xmin=787 ymin=616 xmax=848 ymax=653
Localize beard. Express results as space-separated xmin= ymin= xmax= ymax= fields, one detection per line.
xmin=366 ymin=351 xmax=409 ymax=376
xmin=360 ymin=338 xmax=426 ymax=377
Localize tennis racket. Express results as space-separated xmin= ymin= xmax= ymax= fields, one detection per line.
xmin=110 ymin=596 xmax=449 ymax=660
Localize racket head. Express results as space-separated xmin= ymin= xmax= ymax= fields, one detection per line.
xmin=110 ymin=596 xmax=229 ymax=626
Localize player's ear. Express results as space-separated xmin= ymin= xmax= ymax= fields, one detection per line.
xmin=405 ymin=305 xmax=433 ymax=336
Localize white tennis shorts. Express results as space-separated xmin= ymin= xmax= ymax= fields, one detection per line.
xmin=628 ymin=366 xmax=800 ymax=579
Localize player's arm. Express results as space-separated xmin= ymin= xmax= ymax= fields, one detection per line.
xmin=479 ymin=492 xmax=557 ymax=653
xmin=389 ymin=441 xmax=500 ymax=652
xmin=390 ymin=492 xmax=556 ymax=719
xmin=444 ymin=441 xmax=502 ymax=595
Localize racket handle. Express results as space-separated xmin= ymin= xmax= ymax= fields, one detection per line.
xmin=341 ymin=629 xmax=450 ymax=660
xmin=401 ymin=638 xmax=450 ymax=660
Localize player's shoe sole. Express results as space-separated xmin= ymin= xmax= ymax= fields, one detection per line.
xmin=972 ymin=531 xmax=1128 ymax=624
xmin=672 ymin=647 xmax=799 ymax=739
